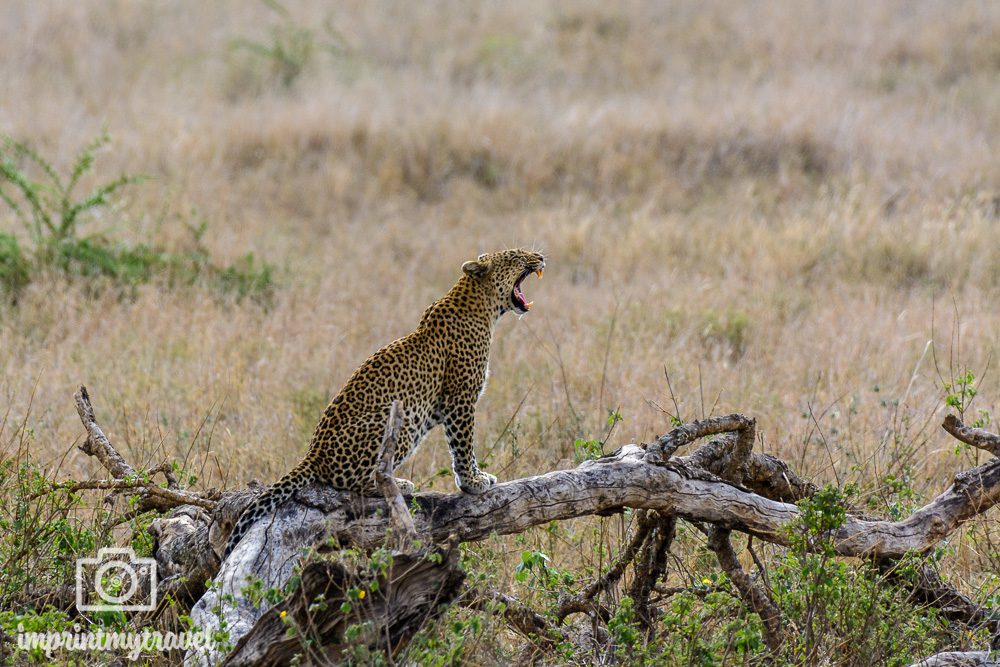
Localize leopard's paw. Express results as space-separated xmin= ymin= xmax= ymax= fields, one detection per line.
xmin=457 ymin=470 xmax=497 ymax=495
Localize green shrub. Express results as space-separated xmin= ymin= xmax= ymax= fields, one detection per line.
xmin=0 ymin=133 xmax=276 ymax=304
xmin=228 ymin=0 xmax=349 ymax=92
xmin=770 ymin=485 xmax=954 ymax=665
xmin=213 ymin=251 xmax=275 ymax=303
xmin=0 ymin=131 xmax=143 ymax=249
xmin=51 ymin=237 xmax=162 ymax=285
xmin=0 ymin=435 xmax=104 ymax=609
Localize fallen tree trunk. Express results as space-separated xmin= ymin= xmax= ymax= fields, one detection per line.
xmin=186 ymin=441 xmax=1000 ymax=566
xmin=67 ymin=387 xmax=1000 ymax=664
xmin=179 ymin=426 xmax=998 ymax=664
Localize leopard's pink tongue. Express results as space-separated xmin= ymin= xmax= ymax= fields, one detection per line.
xmin=515 ymin=284 xmax=532 ymax=310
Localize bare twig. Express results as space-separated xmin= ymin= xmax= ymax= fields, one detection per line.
xmin=27 ymin=477 xmax=217 ymax=510
xmin=375 ymin=400 xmax=418 ymax=549
xmin=707 ymin=527 xmax=785 ymax=652
xmin=556 ymin=510 xmax=654 ymax=622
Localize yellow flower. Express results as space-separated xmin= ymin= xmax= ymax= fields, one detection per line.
xmin=279 ymin=610 xmax=287 ymax=619
xmin=702 ymin=578 xmax=712 ymax=585
xmin=358 ymin=590 xmax=366 ymax=600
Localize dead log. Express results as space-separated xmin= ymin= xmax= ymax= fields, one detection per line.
xmin=192 ymin=442 xmax=1000 ymax=561
xmin=908 ymin=651 xmax=999 ymax=666
xmin=67 ymin=389 xmax=1000 ymax=664
xmin=178 ymin=428 xmax=999 ymax=663
xmin=220 ymin=544 xmax=465 ymax=667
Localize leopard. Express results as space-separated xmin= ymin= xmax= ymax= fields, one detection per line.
xmin=223 ymin=248 xmax=546 ymax=558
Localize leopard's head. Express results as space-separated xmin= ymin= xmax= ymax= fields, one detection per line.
xmin=462 ymin=248 xmax=545 ymax=316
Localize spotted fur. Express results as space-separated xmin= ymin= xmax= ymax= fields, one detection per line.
xmin=224 ymin=249 xmax=546 ymax=557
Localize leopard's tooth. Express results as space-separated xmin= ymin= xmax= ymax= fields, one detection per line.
xmin=536 ymin=269 xmax=543 ymax=279
xmin=525 ymin=301 xmax=534 ymax=309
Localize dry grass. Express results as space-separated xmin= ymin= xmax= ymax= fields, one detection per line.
xmin=2 ymin=0 xmax=1000 ymax=658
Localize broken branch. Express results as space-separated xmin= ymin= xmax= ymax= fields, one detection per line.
xmin=375 ymin=400 xmax=418 ymax=549
xmin=74 ymin=385 xmax=136 ymax=479
xmin=71 ymin=385 xmax=218 ymax=512
xmin=943 ymin=415 xmax=1000 ymax=457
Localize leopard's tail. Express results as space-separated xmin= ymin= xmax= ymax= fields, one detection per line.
xmin=223 ymin=465 xmax=316 ymax=559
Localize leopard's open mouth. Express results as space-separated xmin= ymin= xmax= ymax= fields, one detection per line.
xmin=512 ymin=266 xmax=544 ymax=313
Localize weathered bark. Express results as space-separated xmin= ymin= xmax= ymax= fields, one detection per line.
xmin=219 ymin=544 xmax=465 ymax=667
xmin=192 ymin=443 xmax=999 ymax=560
xmin=908 ymin=651 xmax=999 ymax=666
xmin=627 ymin=511 xmax=675 ymax=633
xmin=68 ymin=389 xmax=1000 ymax=664
xmin=645 ymin=413 xmax=756 ymax=466
xmin=943 ymin=414 xmax=1000 ymax=457
xmin=147 ymin=503 xmax=225 ymax=607
xmin=75 ymin=385 xmax=136 ymax=479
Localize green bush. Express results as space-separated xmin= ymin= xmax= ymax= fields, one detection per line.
xmin=0 ymin=132 xmax=142 ymax=250
xmin=0 ymin=133 xmax=275 ymax=304
xmin=0 ymin=440 xmax=103 ymax=610
xmin=228 ymin=0 xmax=350 ymax=93
xmin=769 ymin=485 xmax=954 ymax=665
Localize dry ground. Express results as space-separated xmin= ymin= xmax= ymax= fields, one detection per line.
xmin=1 ymin=0 xmax=999 ymax=660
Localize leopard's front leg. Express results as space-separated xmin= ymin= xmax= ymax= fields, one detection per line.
xmin=443 ymin=401 xmax=496 ymax=494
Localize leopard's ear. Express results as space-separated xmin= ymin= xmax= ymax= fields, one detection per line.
xmin=462 ymin=258 xmax=489 ymax=278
